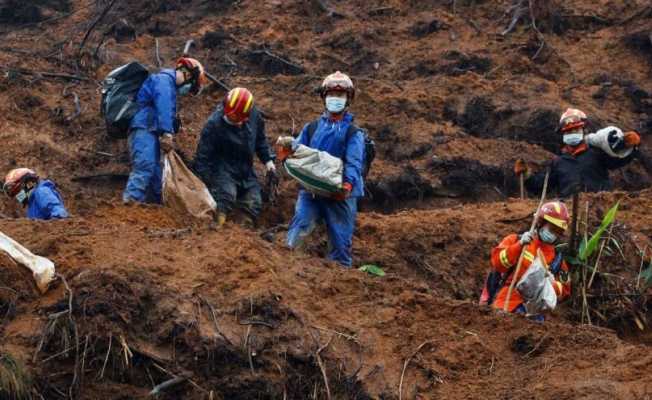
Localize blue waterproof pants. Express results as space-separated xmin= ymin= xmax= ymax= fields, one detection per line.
xmin=287 ymin=191 xmax=358 ymax=267
xmin=123 ymin=129 xmax=162 ymax=203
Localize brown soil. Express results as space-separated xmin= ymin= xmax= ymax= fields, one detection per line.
xmin=1 ymin=0 xmax=652 ymax=399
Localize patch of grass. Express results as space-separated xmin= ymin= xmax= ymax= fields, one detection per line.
xmin=0 ymin=352 xmax=32 ymax=400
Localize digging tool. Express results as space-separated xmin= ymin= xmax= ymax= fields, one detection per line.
xmin=569 ymin=191 xmax=580 ymax=257
xmin=503 ymin=169 xmax=550 ymax=312
xmin=520 ymin=173 xmax=525 ymax=200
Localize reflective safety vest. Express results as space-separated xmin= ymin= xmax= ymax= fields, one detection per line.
xmin=489 ymin=234 xmax=571 ymax=312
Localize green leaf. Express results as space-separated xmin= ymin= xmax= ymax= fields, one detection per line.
xmin=359 ymin=264 xmax=385 ymax=277
xmin=579 ymin=202 xmax=619 ymax=262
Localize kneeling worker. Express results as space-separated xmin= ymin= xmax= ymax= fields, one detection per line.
xmin=3 ymin=168 xmax=69 ymax=220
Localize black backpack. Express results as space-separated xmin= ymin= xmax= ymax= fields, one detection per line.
xmin=305 ymin=120 xmax=376 ymax=178
xmin=101 ymin=62 xmax=149 ymax=139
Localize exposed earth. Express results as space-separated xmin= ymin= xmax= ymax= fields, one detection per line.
xmin=1 ymin=0 xmax=652 ymax=399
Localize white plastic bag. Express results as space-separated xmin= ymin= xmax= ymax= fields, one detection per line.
xmin=162 ymin=151 xmax=217 ymax=220
xmin=585 ymin=126 xmax=633 ymax=159
xmin=516 ymin=255 xmax=557 ymax=314
xmin=0 ymin=231 xmax=55 ymax=293
xmin=284 ymin=144 xmax=343 ymax=197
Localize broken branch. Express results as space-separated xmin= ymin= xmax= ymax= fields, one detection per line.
xmin=78 ymin=0 xmax=119 ymax=55
xmin=0 ymin=66 xmax=88 ymax=81
xmin=248 ymin=49 xmax=305 ymax=74
xmin=315 ymin=335 xmax=334 ymax=400
xmin=399 ymin=341 xmax=433 ymax=400
xmin=155 ymin=38 xmax=162 ymax=68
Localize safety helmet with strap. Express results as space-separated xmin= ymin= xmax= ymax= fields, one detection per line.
xmin=3 ymin=168 xmax=39 ymax=199
xmin=320 ymin=71 xmax=355 ymax=104
xmin=175 ymin=57 xmax=208 ymax=95
xmin=559 ymin=108 xmax=587 ymax=133
xmin=223 ymin=87 xmax=254 ymax=124
xmin=536 ymin=201 xmax=570 ymax=231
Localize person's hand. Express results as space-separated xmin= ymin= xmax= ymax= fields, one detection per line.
xmin=514 ymin=159 xmax=529 ymax=176
xmin=276 ymin=136 xmax=294 ymax=148
xmin=160 ymin=133 xmax=175 ymax=153
xmin=519 ymin=230 xmax=534 ymax=245
xmin=332 ymin=182 xmax=352 ymax=201
xmin=265 ymin=160 xmax=276 ymax=173
xmin=624 ymin=131 xmax=641 ymax=148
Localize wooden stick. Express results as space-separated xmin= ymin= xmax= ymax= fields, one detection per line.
xmin=0 ymin=66 xmax=88 ymax=81
xmin=315 ymin=335 xmax=334 ymax=400
xmin=155 ymin=38 xmax=162 ymax=68
xmin=78 ymin=0 xmax=118 ymax=54
xmin=502 ymin=170 xmax=550 ymax=312
xmin=569 ymin=192 xmax=580 ymax=257
xmin=519 ymin=174 xmax=525 ymax=200
xmin=399 ymin=341 xmax=432 ymax=400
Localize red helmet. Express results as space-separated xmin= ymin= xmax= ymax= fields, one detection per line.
xmin=559 ymin=108 xmax=587 ymax=133
xmin=320 ymin=71 xmax=355 ymax=102
xmin=537 ymin=201 xmax=570 ymax=230
xmin=175 ymin=57 xmax=208 ymax=95
xmin=3 ymin=168 xmax=38 ymax=197
xmin=223 ymin=87 xmax=254 ymax=124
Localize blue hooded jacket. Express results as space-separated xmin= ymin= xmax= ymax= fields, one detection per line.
xmin=27 ymin=180 xmax=69 ymax=220
xmin=295 ymin=112 xmax=365 ymax=197
xmin=130 ymin=69 xmax=177 ymax=135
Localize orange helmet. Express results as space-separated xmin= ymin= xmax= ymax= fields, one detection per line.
xmin=559 ymin=108 xmax=587 ymax=133
xmin=223 ymin=87 xmax=254 ymax=124
xmin=320 ymin=71 xmax=355 ymax=102
xmin=3 ymin=168 xmax=38 ymax=197
xmin=537 ymin=201 xmax=570 ymax=230
xmin=175 ymin=57 xmax=208 ymax=95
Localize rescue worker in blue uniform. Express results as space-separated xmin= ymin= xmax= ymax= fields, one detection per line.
xmin=3 ymin=168 xmax=68 ymax=220
xmin=123 ymin=57 xmax=207 ymax=204
xmin=282 ymin=71 xmax=365 ymax=267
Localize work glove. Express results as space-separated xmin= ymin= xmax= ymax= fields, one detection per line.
xmin=332 ymin=182 xmax=352 ymax=201
xmin=624 ymin=131 xmax=641 ymax=148
xmin=265 ymin=160 xmax=276 ymax=173
xmin=519 ymin=230 xmax=534 ymax=245
xmin=513 ymin=159 xmax=529 ymax=177
xmin=276 ymin=136 xmax=294 ymax=148
xmin=160 ymin=133 xmax=175 ymax=153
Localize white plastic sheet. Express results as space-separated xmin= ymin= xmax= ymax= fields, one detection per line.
xmin=516 ymin=254 xmax=557 ymax=314
xmin=0 ymin=231 xmax=55 ymax=293
xmin=283 ymin=144 xmax=343 ymax=197
xmin=585 ymin=126 xmax=634 ymax=159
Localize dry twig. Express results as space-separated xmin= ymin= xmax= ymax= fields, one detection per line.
xmin=399 ymin=341 xmax=433 ymax=400
xmin=315 ymin=335 xmax=334 ymax=400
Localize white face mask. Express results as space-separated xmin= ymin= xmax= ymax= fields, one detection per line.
xmin=325 ymin=96 xmax=347 ymax=114
xmin=563 ymin=133 xmax=584 ymax=146
xmin=15 ymin=189 xmax=28 ymax=205
xmin=538 ymin=227 xmax=558 ymax=244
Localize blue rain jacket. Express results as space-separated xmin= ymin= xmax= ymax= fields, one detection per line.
xmin=27 ymin=180 xmax=69 ymax=220
xmin=130 ymin=69 xmax=177 ymax=135
xmin=295 ymin=112 xmax=365 ymax=197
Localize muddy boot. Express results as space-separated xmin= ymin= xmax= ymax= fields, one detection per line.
xmin=209 ymin=212 xmax=227 ymax=230
xmin=242 ymin=214 xmax=256 ymax=229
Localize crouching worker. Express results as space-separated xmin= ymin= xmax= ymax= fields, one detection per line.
xmin=123 ymin=57 xmax=207 ymax=204
xmin=281 ymin=72 xmax=365 ymax=268
xmin=480 ymin=201 xmax=571 ymax=320
xmin=3 ymin=168 xmax=69 ymax=220
xmin=194 ymin=88 xmax=276 ymax=227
